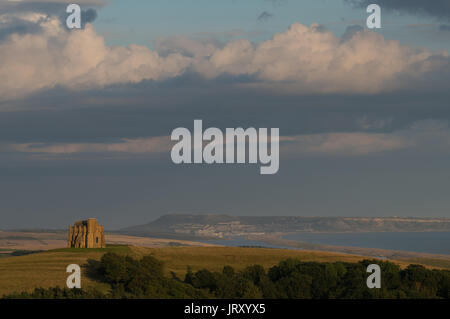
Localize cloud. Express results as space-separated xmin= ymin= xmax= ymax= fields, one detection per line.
xmin=257 ymin=11 xmax=274 ymax=22
xmin=0 ymin=0 xmax=104 ymax=15
xmin=191 ymin=23 xmax=449 ymax=94
xmin=0 ymin=1 xmax=101 ymax=30
xmin=8 ymin=120 xmax=450 ymax=159
xmin=11 ymin=136 xmax=173 ymax=155
xmin=0 ymin=13 xmax=44 ymax=42
xmin=340 ymin=24 xmax=364 ymax=42
xmin=281 ymin=120 xmax=450 ymax=157
xmin=7 ymin=131 xmax=404 ymax=157
xmin=281 ymin=132 xmax=409 ymax=156
xmin=0 ymin=11 xmax=449 ymax=100
xmin=440 ymin=24 xmax=450 ymax=32
xmin=0 ymin=14 xmax=192 ymax=100
xmin=356 ymin=116 xmax=393 ymax=130
xmin=345 ymin=0 xmax=450 ymax=21
xmin=0 ymin=7 xmax=97 ymax=42
xmin=155 ymin=36 xmax=220 ymax=58
xmin=79 ymin=8 xmax=98 ymax=26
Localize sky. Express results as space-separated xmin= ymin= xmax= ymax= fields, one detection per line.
xmin=1 ymin=0 xmax=450 ymax=229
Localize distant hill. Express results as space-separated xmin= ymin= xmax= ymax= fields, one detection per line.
xmin=119 ymin=214 xmax=450 ymax=239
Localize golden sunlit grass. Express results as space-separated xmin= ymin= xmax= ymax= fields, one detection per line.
xmin=0 ymin=245 xmax=446 ymax=297
xmin=142 ymin=246 xmax=372 ymax=276
xmin=0 ymin=245 xmax=131 ymax=296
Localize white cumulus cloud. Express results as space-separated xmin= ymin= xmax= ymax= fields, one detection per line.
xmin=0 ymin=13 xmax=449 ymax=100
xmin=0 ymin=14 xmax=192 ymax=100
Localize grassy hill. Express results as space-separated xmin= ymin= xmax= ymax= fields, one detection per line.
xmin=0 ymin=245 xmax=447 ymax=297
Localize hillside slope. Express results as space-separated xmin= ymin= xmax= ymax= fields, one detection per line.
xmin=1 ymin=245 xmax=447 ymax=297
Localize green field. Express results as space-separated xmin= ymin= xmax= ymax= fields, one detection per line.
xmin=0 ymin=245 xmax=446 ymax=297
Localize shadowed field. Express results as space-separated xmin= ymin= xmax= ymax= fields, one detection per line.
xmin=1 ymin=244 xmax=447 ymax=297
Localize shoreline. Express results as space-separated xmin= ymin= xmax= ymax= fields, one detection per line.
xmin=246 ymin=233 xmax=450 ymax=269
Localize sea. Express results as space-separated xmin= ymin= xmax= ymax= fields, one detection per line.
xmin=283 ymin=231 xmax=450 ymax=255
xmin=204 ymin=232 xmax=450 ymax=255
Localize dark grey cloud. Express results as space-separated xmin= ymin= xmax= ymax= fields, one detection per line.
xmin=0 ymin=16 xmax=43 ymax=42
xmin=1 ymin=0 xmax=450 ymax=230
xmin=82 ymin=8 xmax=98 ymax=24
xmin=0 ymin=1 xmax=67 ymax=16
xmin=60 ymin=8 xmax=99 ymax=29
xmin=340 ymin=24 xmax=364 ymax=42
xmin=0 ymin=0 xmax=103 ymax=12
xmin=345 ymin=0 xmax=450 ymax=21
xmin=1 ymin=72 xmax=450 ymax=145
xmin=0 ymin=9 xmax=98 ymax=43
xmin=257 ymin=11 xmax=274 ymax=22
xmin=0 ymin=1 xmax=99 ymax=29
xmin=2 ymin=76 xmax=450 ymax=228
xmin=439 ymin=24 xmax=450 ymax=32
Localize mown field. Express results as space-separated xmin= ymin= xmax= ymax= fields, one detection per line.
xmin=0 ymin=245 xmax=447 ymax=297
